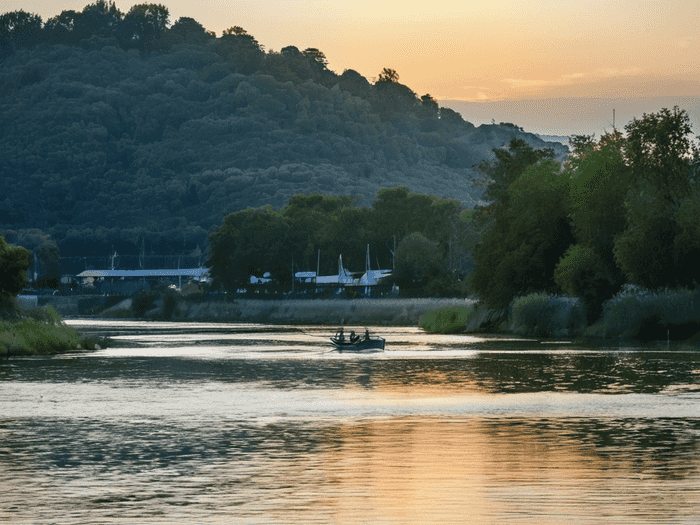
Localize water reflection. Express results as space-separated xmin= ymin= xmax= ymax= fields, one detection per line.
xmin=2 ymin=321 xmax=700 ymax=524
xmin=2 ymin=416 xmax=699 ymax=524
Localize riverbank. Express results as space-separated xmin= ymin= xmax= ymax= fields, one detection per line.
xmin=420 ymin=288 xmax=700 ymax=343
xmin=0 ymin=305 xmax=104 ymax=357
xmin=42 ymin=295 xmax=476 ymax=326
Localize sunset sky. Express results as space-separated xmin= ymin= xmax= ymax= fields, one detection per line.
xmin=7 ymin=0 xmax=700 ymax=133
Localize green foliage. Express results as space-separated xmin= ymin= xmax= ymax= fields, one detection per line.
xmin=394 ymin=232 xmax=443 ymax=291
xmin=377 ymin=68 xmax=399 ymax=83
xmin=0 ymin=2 xmax=564 ymax=263
xmin=208 ymin=206 xmax=293 ymax=292
xmin=471 ymin=160 xmax=574 ymax=308
xmin=0 ymin=10 xmax=43 ymax=54
xmin=613 ymin=107 xmax=700 ymax=289
xmin=554 ymin=244 xmax=621 ymax=324
xmin=510 ymin=293 xmax=585 ymax=338
xmin=594 ymin=286 xmax=700 ymax=340
xmin=2 ymin=229 xmax=60 ymax=288
xmin=623 ymin=106 xmax=698 ymax=195
xmin=0 ymin=306 xmax=100 ymax=357
xmin=418 ymin=306 xmax=475 ymax=334
xmin=0 ymin=236 xmax=30 ymax=300
xmin=477 ymin=138 xmax=555 ymax=211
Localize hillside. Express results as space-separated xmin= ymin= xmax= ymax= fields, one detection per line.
xmin=0 ymin=12 xmax=566 ymax=257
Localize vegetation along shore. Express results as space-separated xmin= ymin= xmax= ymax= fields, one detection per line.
xmin=2 ymin=2 xmax=700 ymax=346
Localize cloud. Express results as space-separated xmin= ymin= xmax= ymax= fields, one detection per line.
xmin=596 ymin=67 xmax=643 ymax=77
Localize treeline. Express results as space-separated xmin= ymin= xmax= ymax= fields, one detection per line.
xmin=208 ymin=188 xmax=477 ymax=296
xmin=470 ymin=107 xmax=700 ymax=324
xmin=0 ymin=1 xmax=564 ymax=264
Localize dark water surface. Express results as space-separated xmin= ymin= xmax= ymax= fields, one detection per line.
xmin=2 ymin=321 xmax=699 ymax=524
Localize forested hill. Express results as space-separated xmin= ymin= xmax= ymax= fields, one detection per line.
xmin=0 ymin=4 xmax=566 ymax=256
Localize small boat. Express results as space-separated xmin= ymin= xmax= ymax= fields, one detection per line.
xmin=330 ymin=328 xmax=385 ymax=352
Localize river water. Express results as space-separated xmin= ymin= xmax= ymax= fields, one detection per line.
xmin=1 ymin=320 xmax=700 ymax=524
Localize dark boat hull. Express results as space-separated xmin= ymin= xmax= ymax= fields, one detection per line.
xmin=330 ymin=336 xmax=385 ymax=352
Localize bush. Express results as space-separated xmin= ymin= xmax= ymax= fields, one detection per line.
xmin=419 ymin=306 xmax=475 ymax=333
xmin=0 ymin=306 xmax=104 ymax=357
xmin=162 ymin=290 xmax=180 ymax=319
xmin=132 ymin=290 xmax=157 ymax=317
xmin=510 ymin=293 xmax=585 ymax=337
xmin=595 ymin=286 xmax=700 ymax=340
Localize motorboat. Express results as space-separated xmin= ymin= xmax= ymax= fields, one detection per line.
xmin=330 ymin=328 xmax=385 ymax=351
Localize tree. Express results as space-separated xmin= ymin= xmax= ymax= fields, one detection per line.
xmin=623 ymin=106 xmax=698 ymax=196
xmin=0 ymin=10 xmax=43 ymax=56
xmin=614 ymin=107 xmax=700 ymax=288
xmin=394 ymin=232 xmax=443 ymax=293
xmin=118 ymin=3 xmax=169 ymax=50
xmin=471 ymin=160 xmax=573 ymax=308
xmin=207 ymin=206 xmax=292 ymax=292
xmin=377 ymin=67 xmax=399 ymax=83
xmin=553 ymin=131 xmax=628 ymax=321
xmin=165 ymin=16 xmax=209 ymax=46
xmin=476 ymin=138 xmax=555 ymax=212
xmin=419 ymin=93 xmax=439 ymax=119
xmin=77 ymin=1 xmax=122 ymax=40
xmin=0 ymin=236 xmax=30 ymax=311
xmin=554 ymin=244 xmax=617 ymax=323
xmin=222 ymin=26 xmax=247 ymax=36
xmin=302 ymin=47 xmax=328 ymax=68
xmin=2 ymin=229 xmax=60 ymax=288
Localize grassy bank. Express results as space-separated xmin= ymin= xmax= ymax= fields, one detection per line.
xmin=418 ymin=306 xmax=476 ymax=333
xmin=0 ymin=305 xmax=104 ymax=357
xmin=421 ymin=286 xmax=700 ymax=343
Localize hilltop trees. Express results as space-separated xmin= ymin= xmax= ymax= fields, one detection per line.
xmin=0 ymin=1 xmax=566 ymax=270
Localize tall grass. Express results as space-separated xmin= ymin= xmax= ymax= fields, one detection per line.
xmin=419 ymin=306 xmax=475 ymax=333
xmin=593 ymin=285 xmax=700 ymax=340
xmin=510 ymin=293 xmax=585 ymax=337
xmin=0 ymin=306 xmax=102 ymax=357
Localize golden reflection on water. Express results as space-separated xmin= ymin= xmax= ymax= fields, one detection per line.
xmin=320 ymin=418 xmax=700 ymax=524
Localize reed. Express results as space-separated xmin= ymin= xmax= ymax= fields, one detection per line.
xmin=510 ymin=293 xmax=585 ymax=337
xmin=593 ymin=286 xmax=700 ymax=340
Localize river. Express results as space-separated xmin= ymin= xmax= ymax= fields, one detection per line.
xmin=1 ymin=320 xmax=699 ymax=524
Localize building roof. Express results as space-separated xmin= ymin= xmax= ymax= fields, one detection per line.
xmin=77 ymin=269 xmax=209 ymax=278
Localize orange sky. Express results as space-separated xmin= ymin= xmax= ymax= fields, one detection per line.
xmin=10 ymin=0 xmax=700 ymax=102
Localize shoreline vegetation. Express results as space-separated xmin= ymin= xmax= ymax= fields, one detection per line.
xmin=4 ymin=288 xmax=700 ymax=358
xmin=420 ymin=287 xmax=700 ymax=344
xmin=0 ymin=304 xmax=106 ymax=358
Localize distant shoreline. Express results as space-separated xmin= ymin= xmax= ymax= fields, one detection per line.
xmin=43 ymin=295 xmax=475 ymax=326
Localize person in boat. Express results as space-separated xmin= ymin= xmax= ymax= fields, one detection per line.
xmin=335 ymin=328 xmax=345 ymax=342
xmin=364 ymin=328 xmax=370 ymax=341
xmin=350 ymin=331 xmax=359 ymax=343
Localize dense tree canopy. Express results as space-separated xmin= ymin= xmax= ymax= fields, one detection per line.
xmin=207 ymin=188 xmax=476 ymax=295
xmin=614 ymin=107 xmax=700 ymax=289
xmin=0 ymin=2 xmax=564 ymax=265
xmin=471 ymin=159 xmax=573 ymax=308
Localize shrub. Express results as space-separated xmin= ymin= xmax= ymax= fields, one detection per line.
xmin=596 ymin=286 xmax=700 ymax=340
xmin=510 ymin=293 xmax=585 ymax=337
xmin=162 ymin=290 xmax=180 ymax=319
xmin=132 ymin=290 xmax=157 ymax=317
xmin=419 ymin=306 xmax=474 ymax=333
